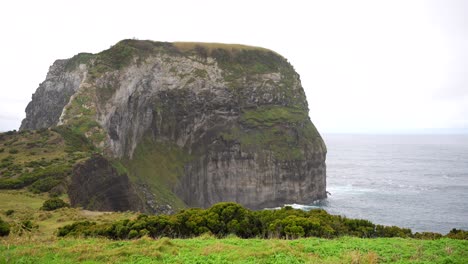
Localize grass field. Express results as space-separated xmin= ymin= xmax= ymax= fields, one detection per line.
xmin=1 ymin=236 xmax=467 ymax=263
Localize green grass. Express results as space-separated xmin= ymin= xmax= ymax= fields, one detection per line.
xmin=0 ymin=190 xmax=45 ymax=211
xmin=1 ymin=236 xmax=466 ymax=263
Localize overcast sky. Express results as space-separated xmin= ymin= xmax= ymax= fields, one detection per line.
xmin=0 ymin=0 xmax=467 ymax=134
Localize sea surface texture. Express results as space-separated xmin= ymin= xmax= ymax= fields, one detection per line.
xmin=296 ymin=134 xmax=468 ymax=234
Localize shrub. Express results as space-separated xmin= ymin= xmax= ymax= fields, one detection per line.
xmin=5 ymin=130 xmax=16 ymax=135
xmin=21 ymin=220 xmax=37 ymax=231
xmin=57 ymin=221 xmax=99 ymax=237
xmin=0 ymin=218 xmax=10 ymax=236
xmin=29 ymin=177 xmax=62 ymax=193
xmin=55 ymin=202 xmax=467 ymax=241
xmin=5 ymin=209 xmax=14 ymax=216
xmin=8 ymin=149 xmax=19 ymax=154
xmin=445 ymin=229 xmax=468 ymax=240
xmin=413 ymin=232 xmax=443 ymax=240
xmin=128 ymin=229 xmax=140 ymax=239
xmin=41 ymin=198 xmax=70 ymax=211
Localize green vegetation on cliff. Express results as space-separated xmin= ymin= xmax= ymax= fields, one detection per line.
xmin=218 ymin=105 xmax=322 ymax=161
xmin=60 ymin=85 xmax=107 ymax=147
xmin=123 ymin=138 xmax=191 ymax=211
xmin=64 ymin=53 xmax=93 ymax=72
xmin=241 ymin=106 xmax=308 ymax=127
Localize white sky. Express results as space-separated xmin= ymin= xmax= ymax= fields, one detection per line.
xmin=0 ymin=0 xmax=467 ymax=133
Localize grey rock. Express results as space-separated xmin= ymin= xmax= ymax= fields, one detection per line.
xmin=20 ymin=60 xmax=86 ymax=130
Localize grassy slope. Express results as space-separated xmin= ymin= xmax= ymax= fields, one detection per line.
xmin=0 ymin=129 xmax=92 ymax=194
xmin=0 ymin=190 xmax=137 ymax=238
xmin=1 ymin=236 xmax=466 ymax=263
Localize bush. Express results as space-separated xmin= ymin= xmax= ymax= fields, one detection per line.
xmin=57 ymin=221 xmax=99 ymax=237
xmin=29 ymin=177 xmax=62 ymax=193
xmin=5 ymin=209 xmax=14 ymax=216
xmin=41 ymin=198 xmax=70 ymax=211
xmin=446 ymin=229 xmax=468 ymax=240
xmin=52 ymin=202 xmax=468 ymax=241
xmin=55 ymin=202 xmax=421 ymax=240
xmin=21 ymin=220 xmax=37 ymax=231
xmin=5 ymin=130 xmax=16 ymax=135
xmin=8 ymin=149 xmax=19 ymax=154
xmin=0 ymin=218 xmax=10 ymax=236
xmin=413 ymin=232 xmax=443 ymax=240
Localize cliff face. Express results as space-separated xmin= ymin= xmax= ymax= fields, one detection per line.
xmin=20 ymin=59 xmax=87 ymax=130
xmin=20 ymin=40 xmax=327 ymax=210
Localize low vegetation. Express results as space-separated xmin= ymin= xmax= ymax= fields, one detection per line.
xmin=56 ymin=202 xmax=466 ymax=241
xmin=41 ymin=198 xmax=70 ymax=211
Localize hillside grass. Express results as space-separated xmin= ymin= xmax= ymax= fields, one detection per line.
xmin=0 ymin=129 xmax=92 ymax=194
xmin=0 ymin=190 xmax=138 ymax=238
xmin=1 ymin=236 xmax=466 ymax=263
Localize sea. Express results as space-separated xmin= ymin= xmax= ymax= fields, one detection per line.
xmin=293 ymin=134 xmax=468 ymax=234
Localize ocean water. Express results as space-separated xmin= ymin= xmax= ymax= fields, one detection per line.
xmin=295 ymin=134 xmax=468 ymax=234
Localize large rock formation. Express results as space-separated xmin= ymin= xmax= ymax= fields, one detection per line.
xmin=21 ymin=40 xmax=327 ymax=210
